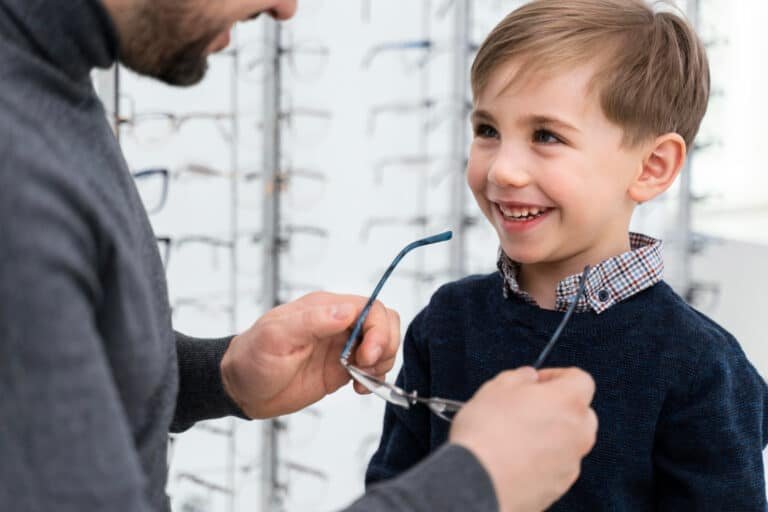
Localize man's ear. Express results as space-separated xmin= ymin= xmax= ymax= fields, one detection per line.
xmin=628 ymin=133 xmax=687 ymax=203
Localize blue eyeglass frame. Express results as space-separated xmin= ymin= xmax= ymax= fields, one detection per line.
xmin=340 ymin=230 xmax=591 ymax=422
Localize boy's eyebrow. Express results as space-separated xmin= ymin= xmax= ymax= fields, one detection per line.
xmin=521 ymin=114 xmax=581 ymax=134
xmin=470 ymin=109 xmax=496 ymax=124
xmin=471 ymin=109 xmax=581 ymax=135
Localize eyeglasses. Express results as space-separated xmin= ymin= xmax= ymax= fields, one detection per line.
xmin=367 ymin=98 xmax=435 ymax=134
xmin=254 ymin=104 xmax=334 ymax=149
xmin=222 ymin=39 xmax=331 ymax=83
xmin=361 ymin=39 xmax=479 ymax=71
xmin=340 ymin=231 xmax=463 ymax=422
xmin=340 ymin=231 xmax=591 ymax=422
xmin=359 ymin=215 xmax=428 ymax=242
xmin=532 ymin=265 xmax=591 ymax=369
xmin=241 ymin=166 xmax=328 ymax=210
xmin=117 ymin=110 xmax=236 ymax=146
xmin=133 ymin=164 xmax=237 ymax=215
xmin=367 ymin=98 xmax=473 ymax=135
xmin=156 ymin=225 xmax=328 ymax=272
xmin=155 ymin=235 xmax=234 ymax=271
xmin=371 ymin=153 xmax=468 ymax=186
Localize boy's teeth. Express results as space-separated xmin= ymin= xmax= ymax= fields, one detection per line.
xmin=499 ymin=204 xmax=545 ymax=218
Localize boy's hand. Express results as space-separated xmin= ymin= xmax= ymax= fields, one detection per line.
xmin=450 ymin=367 xmax=598 ymax=512
xmin=220 ymin=291 xmax=400 ymax=419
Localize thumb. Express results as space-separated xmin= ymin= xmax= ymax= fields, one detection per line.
xmin=493 ymin=366 xmax=539 ymax=387
xmin=287 ymin=302 xmax=358 ymax=340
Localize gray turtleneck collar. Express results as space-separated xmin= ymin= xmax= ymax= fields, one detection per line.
xmin=0 ymin=0 xmax=118 ymax=83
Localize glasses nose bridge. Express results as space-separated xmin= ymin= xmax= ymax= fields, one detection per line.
xmin=487 ymin=140 xmax=533 ymax=189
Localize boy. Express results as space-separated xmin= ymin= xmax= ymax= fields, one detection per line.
xmin=366 ymin=0 xmax=768 ymax=509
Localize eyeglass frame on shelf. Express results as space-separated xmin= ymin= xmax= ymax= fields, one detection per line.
xmin=221 ymin=39 xmax=331 ymax=83
xmin=132 ymin=163 xmax=239 ymax=215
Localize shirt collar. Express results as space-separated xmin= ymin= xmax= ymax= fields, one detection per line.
xmin=0 ymin=0 xmax=118 ymax=82
xmin=497 ymin=232 xmax=664 ymax=314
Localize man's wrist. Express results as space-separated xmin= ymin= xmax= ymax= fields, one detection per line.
xmin=172 ymin=333 xmax=247 ymax=432
xmin=219 ymin=335 xmax=248 ymax=416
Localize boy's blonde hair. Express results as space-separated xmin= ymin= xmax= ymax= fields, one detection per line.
xmin=471 ymin=0 xmax=710 ymax=148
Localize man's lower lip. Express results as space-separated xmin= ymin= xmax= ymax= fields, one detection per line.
xmin=494 ymin=204 xmax=552 ymax=232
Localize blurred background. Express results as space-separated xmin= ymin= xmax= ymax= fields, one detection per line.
xmin=93 ymin=0 xmax=768 ymax=510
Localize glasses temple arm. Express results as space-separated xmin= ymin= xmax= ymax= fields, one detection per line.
xmin=533 ymin=265 xmax=591 ymax=370
xmin=340 ymin=231 xmax=452 ymax=362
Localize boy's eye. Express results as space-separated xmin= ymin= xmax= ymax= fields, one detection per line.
xmin=533 ymin=129 xmax=561 ymax=144
xmin=474 ymin=123 xmax=499 ymax=139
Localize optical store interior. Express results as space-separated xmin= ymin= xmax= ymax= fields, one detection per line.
xmin=85 ymin=0 xmax=768 ymax=510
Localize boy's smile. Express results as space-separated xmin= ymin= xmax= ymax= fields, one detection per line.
xmin=467 ymin=57 xmax=651 ymax=291
xmin=494 ymin=200 xmax=555 ymax=233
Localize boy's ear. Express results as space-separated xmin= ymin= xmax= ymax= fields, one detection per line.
xmin=628 ymin=133 xmax=687 ymax=203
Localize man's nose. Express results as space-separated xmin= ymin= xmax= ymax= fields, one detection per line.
xmin=487 ymin=145 xmax=532 ymax=188
xmin=266 ymin=0 xmax=298 ymax=20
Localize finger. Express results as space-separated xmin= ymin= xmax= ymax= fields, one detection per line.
xmin=386 ymin=307 xmax=401 ymax=362
xmin=295 ymin=293 xmax=395 ymax=367
xmin=540 ymin=367 xmax=596 ymax=405
xmin=358 ymin=306 xmax=400 ymax=369
xmin=286 ymin=301 xmax=358 ymax=342
xmin=353 ymin=380 xmax=371 ymax=394
xmin=281 ymin=292 xmax=364 ymax=320
xmin=356 ymin=300 xmax=393 ymax=367
xmin=573 ymin=407 xmax=599 ymax=456
xmin=357 ymin=354 xmax=398 ymax=380
xmin=537 ymin=367 xmax=571 ymax=382
xmin=488 ymin=366 xmax=538 ymax=390
xmin=582 ymin=407 xmax=599 ymax=453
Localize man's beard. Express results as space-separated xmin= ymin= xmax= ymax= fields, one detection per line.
xmin=153 ymin=34 xmax=215 ymax=86
xmin=118 ymin=4 xmax=223 ymax=87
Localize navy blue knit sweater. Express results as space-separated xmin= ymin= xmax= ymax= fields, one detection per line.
xmin=366 ymin=272 xmax=768 ymax=510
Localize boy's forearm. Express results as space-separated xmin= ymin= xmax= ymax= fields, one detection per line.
xmin=344 ymin=444 xmax=498 ymax=512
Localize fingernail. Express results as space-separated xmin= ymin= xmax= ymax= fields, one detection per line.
xmin=332 ymin=303 xmax=354 ymax=320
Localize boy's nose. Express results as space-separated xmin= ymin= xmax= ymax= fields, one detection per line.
xmin=487 ymin=153 xmax=532 ymax=189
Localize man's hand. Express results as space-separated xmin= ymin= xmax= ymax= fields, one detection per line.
xmin=449 ymin=367 xmax=598 ymax=512
xmin=220 ymin=292 xmax=400 ymax=419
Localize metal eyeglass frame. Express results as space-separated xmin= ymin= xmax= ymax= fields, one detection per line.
xmin=340 ymin=231 xmax=591 ymax=422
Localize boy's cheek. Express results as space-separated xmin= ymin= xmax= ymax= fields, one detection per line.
xmin=467 ymin=176 xmax=490 ymax=213
xmin=465 ymin=161 xmax=487 ymax=193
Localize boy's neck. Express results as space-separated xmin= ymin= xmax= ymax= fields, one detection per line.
xmin=517 ymin=236 xmax=632 ymax=310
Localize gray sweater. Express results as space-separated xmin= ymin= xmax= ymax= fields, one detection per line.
xmin=0 ymin=0 xmax=497 ymax=510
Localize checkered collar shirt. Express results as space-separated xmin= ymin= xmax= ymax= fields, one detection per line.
xmin=497 ymin=232 xmax=664 ymax=314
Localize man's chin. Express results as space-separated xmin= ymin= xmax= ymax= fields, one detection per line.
xmin=121 ymin=30 xmax=215 ymax=87
xmin=122 ymin=56 xmax=209 ymax=87
xmin=155 ymin=58 xmax=209 ymax=87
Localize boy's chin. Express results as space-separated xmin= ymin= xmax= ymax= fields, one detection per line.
xmin=499 ymin=244 xmax=548 ymax=265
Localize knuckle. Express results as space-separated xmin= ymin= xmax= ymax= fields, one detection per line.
xmin=496 ymin=370 xmax=518 ymax=385
xmin=572 ymin=368 xmax=596 ymax=394
xmin=259 ymin=319 xmax=282 ymax=340
xmin=301 ymin=307 xmax=318 ymax=330
xmin=565 ymin=464 xmax=581 ymax=487
xmin=582 ymin=409 xmax=599 ymax=450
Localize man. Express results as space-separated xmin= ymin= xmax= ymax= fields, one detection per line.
xmin=0 ymin=0 xmax=598 ymax=511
